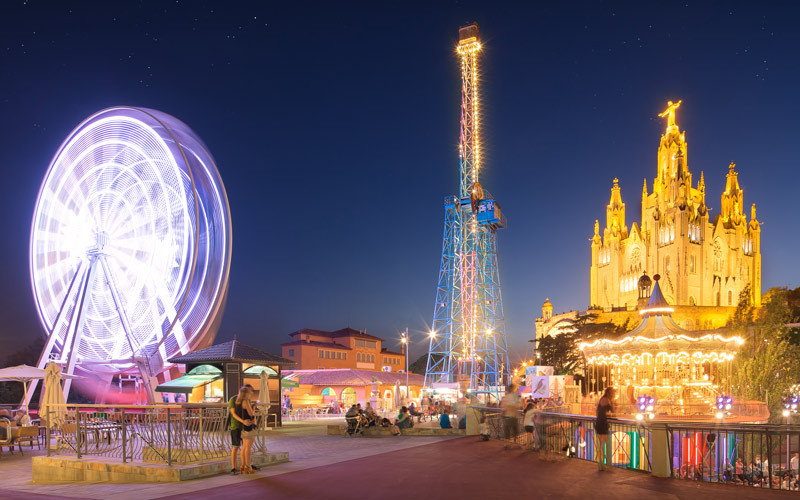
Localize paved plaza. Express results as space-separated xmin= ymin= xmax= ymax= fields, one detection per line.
xmin=0 ymin=422 xmax=795 ymax=500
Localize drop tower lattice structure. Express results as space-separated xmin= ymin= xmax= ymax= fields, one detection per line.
xmin=423 ymin=25 xmax=509 ymax=403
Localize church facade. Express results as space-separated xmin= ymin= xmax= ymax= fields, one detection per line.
xmin=589 ymin=101 xmax=762 ymax=310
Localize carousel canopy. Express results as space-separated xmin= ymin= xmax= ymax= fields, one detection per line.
xmin=580 ymin=276 xmax=744 ymax=364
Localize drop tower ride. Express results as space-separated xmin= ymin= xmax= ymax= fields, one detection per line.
xmin=423 ymin=25 xmax=509 ymax=403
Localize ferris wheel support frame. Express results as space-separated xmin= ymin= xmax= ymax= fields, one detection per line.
xmin=27 ymin=249 xmax=160 ymax=404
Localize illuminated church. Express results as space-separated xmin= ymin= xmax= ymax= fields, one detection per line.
xmin=589 ymin=101 xmax=762 ymax=310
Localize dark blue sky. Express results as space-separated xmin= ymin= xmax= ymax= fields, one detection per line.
xmin=1 ymin=1 xmax=798 ymax=363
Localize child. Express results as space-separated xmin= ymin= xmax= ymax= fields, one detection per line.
xmin=479 ymin=415 xmax=490 ymax=441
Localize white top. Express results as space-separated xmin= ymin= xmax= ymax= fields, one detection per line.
xmin=523 ymin=409 xmax=535 ymax=427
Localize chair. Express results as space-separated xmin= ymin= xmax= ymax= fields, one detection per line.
xmin=15 ymin=426 xmax=40 ymax=454
xmin=54 ymin=422 xmax=79 ymax=453
xmin=0 ymin=421 xmax=11 ymax=456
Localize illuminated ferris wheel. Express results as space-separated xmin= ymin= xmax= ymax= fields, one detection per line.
xmin=29 ymin=107 xmax=232 ymax=401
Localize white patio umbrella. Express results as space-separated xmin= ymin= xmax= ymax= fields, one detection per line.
xmin=0 ymin=364 xmax=80 ymax=412
xmin=259 ymin=370 xmax=271 ymax=429
xmin=40 ymin=362 xmax=67 ymax=429
xmin=394 ymin=380 xmax=401 ymax=409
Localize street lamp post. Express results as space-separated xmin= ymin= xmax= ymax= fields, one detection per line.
xmin=401 ymin=328 xmax=409 ymax=403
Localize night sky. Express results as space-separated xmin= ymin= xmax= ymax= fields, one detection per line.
xmin=1 ymin=1 xmax=799 ymax=364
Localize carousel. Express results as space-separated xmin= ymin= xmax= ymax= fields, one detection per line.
xmin=579 ymin=274 xmax=765 ymax=422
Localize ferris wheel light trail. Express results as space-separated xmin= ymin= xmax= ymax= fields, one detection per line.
xmin=29 ymin=107 xmax=232 ymax=403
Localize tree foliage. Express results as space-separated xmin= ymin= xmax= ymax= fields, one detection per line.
xmin=728 ymin=286 xmax=800 ymax=421
xmin=0 ymin=336 xmax=44 ymax=405
xmin=537 ymin=314 xmax=624 ymax=376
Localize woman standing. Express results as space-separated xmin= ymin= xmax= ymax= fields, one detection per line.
xmin=595 ymin=387 xmax=615 ymax=471
xmin=234 ymin=386 xmax=258 ymax=474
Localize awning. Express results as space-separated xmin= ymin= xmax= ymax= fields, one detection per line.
xmin=281 ymin=378 xmax=299 ymax=388
xmin=155 ymin=373 xmax=221 ymax=394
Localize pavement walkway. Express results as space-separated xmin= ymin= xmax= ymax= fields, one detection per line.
xmin=1 ymin=427 xmax=796 ymax=500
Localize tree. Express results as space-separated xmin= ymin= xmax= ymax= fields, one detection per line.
xmin=728 ymin=286 xmax=800 ymax=421
xmin=0 ymin=336 xmax=44 ymax=405
xmin=537 ymin=314 xmax=624 ymax=376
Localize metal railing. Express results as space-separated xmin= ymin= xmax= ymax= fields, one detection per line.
xmin=570 ymin=402 xmax=770 ymax=421
xmin=477 ymin=407 xmax=652 ymax=472
xmin=666 ymin=422 xmax=800 ymax=491
xmin=44 ymin=403 xmax=272 ymax=466
xmin=475 ymin=406 xmax=800 ymax=491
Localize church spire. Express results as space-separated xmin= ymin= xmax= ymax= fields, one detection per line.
xmin=606 ymin=178 xmax=627 ymax=237
xmin=721 ymin=162 xmax=744 ymax=224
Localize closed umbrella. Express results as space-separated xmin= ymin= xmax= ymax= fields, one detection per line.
xmin=394 ymin=380 xmax=401 ymax=410
xmin=259 ymin=370 xmax=271 ymax=429
xmin=41 ymin=362 xmax=67 ymax=429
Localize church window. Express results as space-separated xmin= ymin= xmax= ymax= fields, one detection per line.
xmin=728 ymin=290 xmax=733 ymax=306
xmin=716 ymin=292 xmax=721 ymax=306
xmin=689 ymin=255 xmax=696 ymax=274
xmin=664 ymin=256 xmax=671 ymax=273
xmin=670 ymin=225 xmax=675 ymax=242
xmin=659 ymin=228 xmax=664 ymax=244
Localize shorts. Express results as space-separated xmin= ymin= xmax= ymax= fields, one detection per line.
xmin=230 ymin=428 xmax=242 ymax=448
xmin=524 ymin=425 xmax=534 ymax=433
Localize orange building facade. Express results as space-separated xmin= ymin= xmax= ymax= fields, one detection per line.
xmin=280 ymin=328 xmax=406 ymax=372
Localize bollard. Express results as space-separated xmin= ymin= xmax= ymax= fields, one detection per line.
xmin=466 ymin=406 xmax=481 ymax=436
xmin=649 ymin=423 xmax=671 ymax=477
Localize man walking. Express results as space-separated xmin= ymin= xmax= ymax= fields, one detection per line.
xmin=501 ymin=383 xmax=521 ymax=448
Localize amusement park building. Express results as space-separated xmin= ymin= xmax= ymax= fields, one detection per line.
xmin=280 ymin=328 xmax=406 ymax=372
xmin=589 ymin=101 xmax=762 ymax=310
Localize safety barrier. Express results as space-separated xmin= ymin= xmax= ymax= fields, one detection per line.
xmin=479 ymin=408 xmax=652 ymax=472
xmin=666 ymin=422 xmax=800 ymax=491
xmin=477 ymin=406 xmax=800 ymax=491
xmin=44 ymin=403 xmax=271 ymax=465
